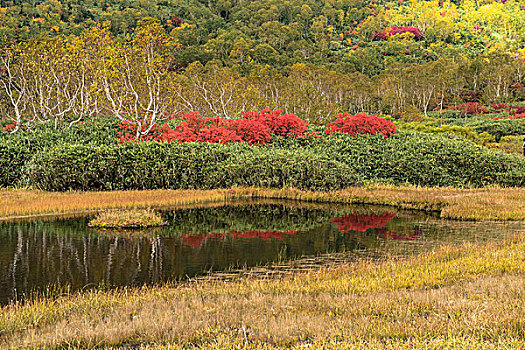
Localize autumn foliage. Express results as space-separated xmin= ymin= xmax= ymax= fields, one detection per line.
xmin=2 ymin=122 xmax=17 ymax=132
xmin=493 ymin=113 xmax=525 ymax=120
xmin=374 ymin=26 xmax=424 ymax=41
xmin=117 ymin=110 xmax=397 ymax=144
xmin=117 ymin=109 xmax=309 ymax=144
xmin=449 ymin=102 xmax=489 ymax=115
xmin=325 ymin=113 xmax=396 ymax=138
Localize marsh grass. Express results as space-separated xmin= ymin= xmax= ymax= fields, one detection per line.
xmin=243 ymin=186 xmax=525 ymax=221
xmin=1 ymin=234 xmax=525 ymax=349
xmin=0 ymin=189 xmax=235 ymax=222
xmin=88 ymin=209 xmax=166 ymax=229
xmin=2 ymin=185 xmax=525 ymax=222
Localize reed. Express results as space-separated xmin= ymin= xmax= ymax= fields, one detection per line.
xmin=1 ymin=234 xmax=524 ymax=349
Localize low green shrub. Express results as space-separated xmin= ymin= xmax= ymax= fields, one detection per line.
xmin=281 ymin=132 xmax=525 ymax=187
xmin=27 ymin=142 xmax=358 ymax=191
xmin=486 ymin=135 xmax=522 ymax=155
xmin=0 ymin=115 xmax=524 ymax=191
xmin=0 ymin=117 xmax=119 ymax=187
xmin=397 ymin=122 xmax=495 ymax=145
xmin=469 ymin=118 xmax=525 ymax=141
xmin=0 ymin=117 xmax=119 ymax=147
xmin=0 ymin=142 xmax=32 ymax=187
xmin=26 ymin=131 xmax=525 ymax=191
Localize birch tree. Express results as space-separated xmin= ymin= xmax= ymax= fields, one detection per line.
xmin=94 ymin=19 xmax=180 ymax=139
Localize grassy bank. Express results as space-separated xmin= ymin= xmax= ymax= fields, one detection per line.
xmin=0 ymin=189 xmax=234 ymax=221
xmin=1 ymin=234 xmax=525 ymax=349
xmin=2 ymin=186 xmax=525 ymax=221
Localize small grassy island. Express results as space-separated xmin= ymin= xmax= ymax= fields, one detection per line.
xmin=88 ymin=209 xmax=167 ymax=230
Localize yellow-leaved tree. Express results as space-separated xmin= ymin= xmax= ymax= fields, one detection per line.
xmin=89 ymin=18 xmax=180 ymax=139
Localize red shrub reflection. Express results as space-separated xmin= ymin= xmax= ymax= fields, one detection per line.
xmin=329 ymin=212 xmax=424 ymax=241
xmin=329 ymin=212 xmax=396 ymax=233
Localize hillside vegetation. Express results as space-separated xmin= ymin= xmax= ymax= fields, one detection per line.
xmin=1 ymin=0 xmax=525 ymax=191
xmin=1 ymin=0 xmax=525 ymax=125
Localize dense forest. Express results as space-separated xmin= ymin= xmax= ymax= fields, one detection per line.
xmin=1 ymin=0 xmax=525 ymax=129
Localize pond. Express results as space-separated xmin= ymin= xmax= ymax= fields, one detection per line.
xmin=0 ymin=200 xmax=522 ymax=305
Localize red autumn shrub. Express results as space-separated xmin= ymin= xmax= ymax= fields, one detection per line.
xmin=511 ymin=106 xmax=525 ymax=114
xmin=491 ymin=104 xmax=525 ymax=116
xmin=491 ymin=103 xmax=510 ymax=111
xmin=2 ymin=121 xmax=17 ymax=132
xmin=325 ymin=113 xmax=396 ymax=138
xmin=228 ymin=118 xmax=272 ymax=144
xmin=449 ymin=102 xmax=489 ymax=115
xmin=117 ymin=110 xmax=308 ymax=144
xmin=194 ymin=125 xmax=242 ymax=144
xmin=170 ymin=113 xmax=271 ymax=144
xmin=374 ymin=26 xmax=424 ymax=40
xmin=493 ymin=112 xmax=525 ymax=120
xmin=329 ymin=212 xmax=397 ymax=233
xmin=242 ymin=109 xmax=308 ymax=137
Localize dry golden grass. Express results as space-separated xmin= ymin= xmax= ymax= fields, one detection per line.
xmin=243 ymin=186 xmax=525 ymax=221
xmin=89 ymin=209 xmax=166 ymax=229
xmin=1 ymin=235 xmax=525 ymax=349
xmin=0 ymin=189 xmax=234 ymax=221
xmin=2 ymin=185 xmax=525 ymax=222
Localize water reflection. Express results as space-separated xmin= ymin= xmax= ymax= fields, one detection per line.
xmin=0 ymin=202 xmax=520 ymax=304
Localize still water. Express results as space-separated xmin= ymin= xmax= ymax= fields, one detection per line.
xmin=0 ymin=200 xmax=522 ymax=304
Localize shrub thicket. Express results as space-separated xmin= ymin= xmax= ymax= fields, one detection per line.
xmin=279 ymin=132 xmax=525 ymax=187
xmin=0 ymin=118 xmax=119 ymax=187
xmin=23 ymin=132 xmax=525 ymax=191
xmin=27 ymin=142 xmax=357 ymax=191
xmin=470 ymin=119 xmax=525 ymax=142
xmin=2 ymin=112 xmax=525 ymax=191
xmin=398 ymin=122 xmax=495 ymax=145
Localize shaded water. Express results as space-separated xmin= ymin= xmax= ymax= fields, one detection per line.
xmin=0 ymin=200 xmax=522 ymax=304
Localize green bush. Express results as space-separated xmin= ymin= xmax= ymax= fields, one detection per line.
xmin=1 ymin=117 xmax=525 ymax=191
xmin=0 ymin=141 xmax=33 ymax=187
xmin=25 ymin=132 xmax=525 ymax=191
xmin=27 ymin=142 xmax=358 ymax=191
xmin=0 ymin=117 xmax=119 ymax=147
xmin=469 ymin=118 xmax=525 ymax=142
xmin=281 ymin=132 xmax=525 ymax=187
xmin=0 ymin=118 xmax=119 ymax=187
xmin=397 ymin=122 xmax=495 ymax=145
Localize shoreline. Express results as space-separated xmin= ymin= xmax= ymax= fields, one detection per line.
xmin=1 ymin=185 xmax=525 ymax=222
